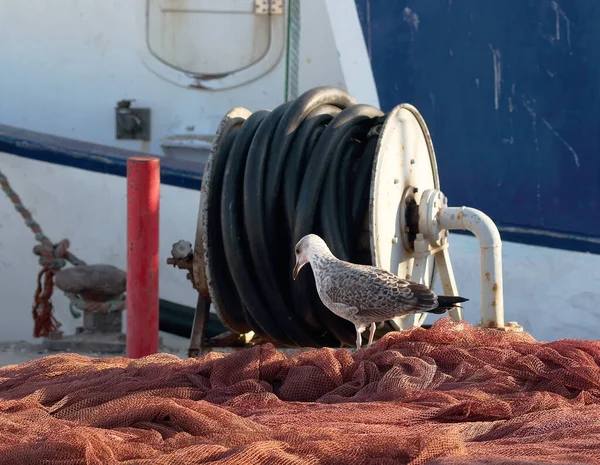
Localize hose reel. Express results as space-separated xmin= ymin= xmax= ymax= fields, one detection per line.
xmin=168 ymin=86 xmax=522 ymax=355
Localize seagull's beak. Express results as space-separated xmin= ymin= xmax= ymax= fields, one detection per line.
xmin=293 ymin=259 xmax=304 ymax=280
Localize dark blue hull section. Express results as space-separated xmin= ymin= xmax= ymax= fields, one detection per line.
xmin=355 ymin=0 xmax=600 ymax=252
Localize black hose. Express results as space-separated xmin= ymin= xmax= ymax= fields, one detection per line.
xmin=207 ymin=86 xmax=385 ymax=347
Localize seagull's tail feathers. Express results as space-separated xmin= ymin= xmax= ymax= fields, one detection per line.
xmin=426 ymin=295 xmax=469 ymax=315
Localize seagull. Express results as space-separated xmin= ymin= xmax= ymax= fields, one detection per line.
xmin=293 ymin=234 xmax=468 ymax=350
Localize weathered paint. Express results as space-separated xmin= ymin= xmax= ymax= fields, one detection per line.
xmin=354 ymin=0 xmax=600 ymax=253
xmin=439 ymin=206 xmax=505 ymax=328
xmin=195 ymin=108 xmax=251 ymax=299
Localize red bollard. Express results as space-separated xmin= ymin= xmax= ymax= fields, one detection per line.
xmin=126 ymin=156 xmax=160 ymax=358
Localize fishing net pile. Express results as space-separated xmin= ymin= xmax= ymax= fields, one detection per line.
xmin=0 ymin=318 xmax=599 ymax=464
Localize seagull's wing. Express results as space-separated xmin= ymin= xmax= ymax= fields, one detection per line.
xmin=324 ymin=263 xmax=438 ymax=321
xmin=320 ymin=276 xmax=360 ymax=318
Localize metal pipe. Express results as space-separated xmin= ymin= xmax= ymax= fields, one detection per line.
xmin=126 ymin=157 xmax=160 ymax=358
xmin=438 ymin=207 xmax=504 ymax=328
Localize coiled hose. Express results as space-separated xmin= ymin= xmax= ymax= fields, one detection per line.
xmin=204 ymin=86 xmax=388 ymax=347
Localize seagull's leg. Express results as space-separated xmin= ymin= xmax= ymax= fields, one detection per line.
xmin=355 ymin=328 xmax=362 ymax=350
xmin=367 ymin=322 xmax=376 ymax=348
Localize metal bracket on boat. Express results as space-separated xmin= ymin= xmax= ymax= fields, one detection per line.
xmin=254 ymin=0 xmax=284 ymax=15
xmin=115 ymin=99 xmax=151 ymax=141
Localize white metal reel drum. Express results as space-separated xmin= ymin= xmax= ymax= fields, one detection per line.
xmin=369 ymin=104 xmax=449 ymax=329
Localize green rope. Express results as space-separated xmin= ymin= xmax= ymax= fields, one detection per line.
xmin=284 ymin=0 xmax=300 ymax=102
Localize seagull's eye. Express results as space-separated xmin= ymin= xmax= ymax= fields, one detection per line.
xmin=295 ymin=248 xmax=300 ymax=254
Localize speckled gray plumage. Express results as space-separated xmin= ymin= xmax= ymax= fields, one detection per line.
xmin=293 ymin=234 xmax=466 ymax=349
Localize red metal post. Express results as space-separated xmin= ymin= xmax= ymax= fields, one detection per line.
xmin=126 ymin=156 xmax=160 ymax=358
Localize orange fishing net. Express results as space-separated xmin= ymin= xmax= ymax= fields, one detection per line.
xmin=0 ymin=317 xmax=599 ymax=465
